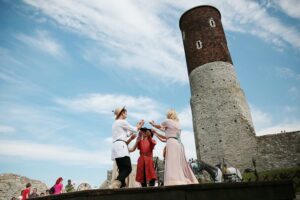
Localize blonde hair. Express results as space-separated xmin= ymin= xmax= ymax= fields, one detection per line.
xmin=166 ymin=109 xmax=179 ymax=122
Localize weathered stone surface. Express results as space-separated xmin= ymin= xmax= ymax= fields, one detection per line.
xmin=179 ymin=5 xmax=299 ymax=173
xmin=257 ymin=131 xmax=300 ymax=170
xmin=0 ymin=173 xmax=48 ymax=200
xmin=189 ymin=61 xmax=258 ymax=171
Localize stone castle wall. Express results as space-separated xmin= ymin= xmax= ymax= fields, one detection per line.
xmin=256 ymin=131 xmax=300 ymax=171
xmin=0 ymin=173 xmax=48 ymax=200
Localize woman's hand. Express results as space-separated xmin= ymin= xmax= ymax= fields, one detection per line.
xmin=149 ymin=120 xmax=156 ymax=126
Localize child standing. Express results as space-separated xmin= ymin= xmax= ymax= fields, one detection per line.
xmin=130 ymin=128 xmax=157 ymax=187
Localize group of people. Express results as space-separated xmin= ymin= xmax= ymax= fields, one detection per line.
xmin=109 ymin=107 xmax=198 ymax=188
xmin=19 ymin=178 xmax=75 ymax=200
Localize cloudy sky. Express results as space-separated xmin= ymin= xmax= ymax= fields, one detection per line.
xmin=0 ymin=0 xmax=300 ymax=189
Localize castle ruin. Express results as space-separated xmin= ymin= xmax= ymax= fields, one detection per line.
xmin=179 ymin=5 xmax=300 ymax=172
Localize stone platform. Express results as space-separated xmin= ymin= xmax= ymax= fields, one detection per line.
xmin=35 ymin=181 xmax=295 ymax=200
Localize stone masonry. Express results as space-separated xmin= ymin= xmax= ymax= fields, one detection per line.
xmin=180 ymin=5 xmax=258 ymax=171
xmin=179 ymin=5 xmax=300 ymax=172
xmin=0 ymin=173 xmax=48 ymax=200
xmin=257 ymin=131 xmax=300 ymax=171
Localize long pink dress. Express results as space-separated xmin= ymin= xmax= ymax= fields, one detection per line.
xmin=162 ymin=119 xmax=198 ymax=186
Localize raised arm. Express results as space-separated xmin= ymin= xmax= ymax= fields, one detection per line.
xmin=152 ymin=129 xmax=167 ymax=142
xmin=149 ymin=120 xmax=166 ymax=131
xmin=122 ymin=120 xmax=145 ymax=134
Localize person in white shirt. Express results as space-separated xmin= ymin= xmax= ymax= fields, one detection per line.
xmin=109 ymin=106 xmax=144 ymax=189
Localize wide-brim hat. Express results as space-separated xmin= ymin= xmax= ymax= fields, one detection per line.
xmin=114 ymin=106 xmax=126 ymax=119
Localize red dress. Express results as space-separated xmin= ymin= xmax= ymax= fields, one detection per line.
xmin=136 ymin=137 xmax=157 ymax=183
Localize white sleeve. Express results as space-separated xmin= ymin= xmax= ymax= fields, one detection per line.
xmin=121 ymin=120 xmax=138 ymax=134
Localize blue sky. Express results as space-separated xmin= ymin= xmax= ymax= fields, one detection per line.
xmin=0 ymin=0 xmax=299 ymax=189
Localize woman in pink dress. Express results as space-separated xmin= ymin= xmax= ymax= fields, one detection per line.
xmin=53 ymin=177 xmax=63 ymax=194
xmin=150 ymin=109 xmax=198 ymax=186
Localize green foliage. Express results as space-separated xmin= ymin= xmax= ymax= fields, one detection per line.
xmin=243 ymin=167 xmax=300 ymax=192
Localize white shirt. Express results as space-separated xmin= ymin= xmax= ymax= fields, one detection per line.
xmin=111 ymin=119 xmax=138 ymax=160
xmin=226 ymin=167 xmax=242 ymax=182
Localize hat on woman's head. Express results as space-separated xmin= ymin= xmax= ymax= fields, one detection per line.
xmin=113 ymin=106 xmax=126 ymax=119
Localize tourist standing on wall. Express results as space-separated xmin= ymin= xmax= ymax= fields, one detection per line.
xmin=21 ymin=183 xmax=31 ymax=200
xmin=150 ymin=109 xmax=198 ymax=186
xmin=129 ymin=128 xmax=157 ymax=187
xmin=53 ymin=177 xmax=63 ymax=194
xmin=109 ymin=106 xmax=144 ymax=189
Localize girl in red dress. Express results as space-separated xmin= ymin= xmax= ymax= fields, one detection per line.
xmin=130 ymin=128 xmax=157 ymax=187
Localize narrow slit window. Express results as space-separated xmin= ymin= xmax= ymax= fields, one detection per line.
xmin=209 ymin=17 xmax=216 ymax=27
xmin=182 ymin=31 xmax=185 ymax=40
xmin=196 ymin=40 xmax=202 ymax=49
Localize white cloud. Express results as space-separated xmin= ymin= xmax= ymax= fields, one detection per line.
xmin=21 ymin=0 xmax=300 ymax=85
xmin=55 ymin=93 xmax=164 ymax=121
xmin=276 ymin=67 xmax=300 ymax=79
xmin=15 ymin=30 xmax=65 ymax=58
xmin=288 ymin=86 xmax=300 ymax=97
xmin=0 ymin=125 xmax=16 ymax=134
xmin=250 ymin=105 xmax=300 ymax=135
xmin=250 ymin=105 xmax=273 ymax=132
xmin=178 ymin=106 xmax=193 ymax=130
xmin=256 ymin=121 xmax=300 ymax=136
xmin=23 ymin=0 xmax=187 ymax=83
xmin=273 ymin=0 xmax=300 ymax=19
xmin=0 ymin=139 xmax=111 ymax=166
xmin=0 ymin=103 xmax=68 ymax=141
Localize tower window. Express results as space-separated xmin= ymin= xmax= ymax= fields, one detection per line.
xmin=196 ymin=40 xmax=202 ymax=49
xmin=182 ymin=31 xmax=185 ymax=40
xmin=209 ymin=17 xmax=216 ymax=27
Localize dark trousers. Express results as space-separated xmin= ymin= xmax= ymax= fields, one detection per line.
xmin=115 ymin=156 xmax=132 ymax=188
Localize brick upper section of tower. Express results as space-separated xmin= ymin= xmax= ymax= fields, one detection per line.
xmin=179 ymin=5 xmax=233 ymax=74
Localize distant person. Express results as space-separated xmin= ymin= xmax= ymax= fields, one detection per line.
xmin=29 ymin=187 xmax=39 ymax=198
xmin=21 ymin=183 xmax=31 ymax=200
xmin=65 ymin=179 xmax=75 ymax=192
xmin=45 ymin=189 xmax=49 ymax=195
xmin=130 ymin=128 xmax=157 ymax=187
xmin=53 ymin=177 xmax=63 ymax=194
xmin=11 ymin=197 xmax=17 ymax=200
xmin=109 ymin=106 xmax=144 ymax=189
xmin=150 ymin=109 xmax=198 ymax=186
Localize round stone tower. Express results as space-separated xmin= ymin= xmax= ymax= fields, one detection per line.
xmin=179 ymin=6 xmax=258 ymax=170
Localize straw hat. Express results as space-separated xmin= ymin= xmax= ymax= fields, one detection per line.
xmin=113 ymin=106 xmax=126 ymax=119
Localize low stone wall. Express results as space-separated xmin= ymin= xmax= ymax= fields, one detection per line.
xmin=256 ymin=131 xmax=300 ymax=171
xmin=0 ymin=173 xmax=48 ymax=200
